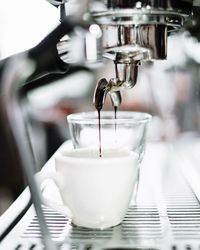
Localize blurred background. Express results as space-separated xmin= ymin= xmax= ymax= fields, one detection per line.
xmin=1 ymin=0 xmax=200 ymax=215
xmin=0 ymin=0 xmax=99 ymax=214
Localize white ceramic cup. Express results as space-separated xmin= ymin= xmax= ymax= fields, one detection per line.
xmin=37 ymin=147 xmax=139 ymax=229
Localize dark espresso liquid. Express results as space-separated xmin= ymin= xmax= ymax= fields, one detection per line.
xmin=114 ymin=106 xmax=118 ymax=144
xmin=93 ymin=78 xmax=109 ymax=158
xmin=97 ymin=109 xmax=102 ymax=157
xmin=94 ymin=78 xmax=120 ymax=157
xmin=114 ymin=106 xmax=117 ymax=134
xmin=97 ymin=107 xmax=118 ymax=158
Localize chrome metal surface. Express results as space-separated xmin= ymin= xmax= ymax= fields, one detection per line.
xmin=89 ymin=0 xmax=192 ymax=62
xmin=2 ymin=142 xmax=200 ymax=249
xmin=89 ymin=0 xmax=192 ymax=25
xmin=58 ymin=0 xmax=195 ymax=112
xmin=88 ymin=0 xmax=193 ymax=110
xmin=93 ymin=78 xmax=109 ymax=110
xmin=93 ymin=62 xmax=138 ymax=110
xmin=101 ymin=24 xmax=167 ymax=61
xmin=109 ymin=91 xmax=121 ymax=108
xmin=57 ymin=0 xmax=194 ymax=102
xmin=112 ymin=62 xmax=139 ymax=88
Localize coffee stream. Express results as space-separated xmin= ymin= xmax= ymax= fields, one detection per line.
xmin=97 ymin=107 xmax=117 ymax=158
xmin=97 ymin=109 xmax=102 ymax=157
xmin=93 ymin=61 xmax=139 ymax=157
xmin=114 ymin=106 xmax=117 ymax=139
xmin=93 ymin=78 xmax=109 ymax=157
xmin=93 ymin=79 xmax=121 ymax=157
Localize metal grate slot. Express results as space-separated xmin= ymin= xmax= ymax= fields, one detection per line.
xmin=22 ymin=207 xmax=70 ymax=239
xmin=65 ymin=205 xmax=162 ymax=242
xmin=122 ymin=205 xmax=162 ymax=240
xmin=167 ymin=195 xmax=200 ymax=240
xmin=69 ymin=229 xmax=113 ymax=240
xmin=21 ymin=205 xmax=162 ymax=244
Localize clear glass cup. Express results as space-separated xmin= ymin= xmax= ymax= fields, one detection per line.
xmin=67 ymin=111 xmax=151 ymax=162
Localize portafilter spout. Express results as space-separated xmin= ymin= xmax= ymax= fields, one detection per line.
xmin=93 ymin=63 xmax=137 ymax=111
xmin=93 ymin=54 xmax=142 ymax=111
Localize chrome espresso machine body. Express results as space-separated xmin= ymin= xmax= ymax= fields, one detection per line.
xmin=1 ymin=1 xmax=200 ymax=249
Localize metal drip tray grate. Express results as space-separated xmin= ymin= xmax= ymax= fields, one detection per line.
xmin=19 ymin=205 xmax=163 ymax=250
xmin=2 ymin=142 xmax=200 ymax=250
xmin=167 ymin=202 xmax=200 ymax=240
xmin=122 ymin=207 xmax=162 ymax=240
xmin=21 ymin=205 xmax=162 ymax=241
xmin=22 ymin=207 xmax=70 ymax=239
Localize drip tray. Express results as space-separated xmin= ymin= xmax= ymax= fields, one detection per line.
xmin=22 ymin=205 xmax=162 ymax=245
xmin=2 ymin=142 xmax=200 ymax=250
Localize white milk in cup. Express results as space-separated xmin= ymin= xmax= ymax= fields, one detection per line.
xmin=37 ymin=147 xmax=139 ymax=229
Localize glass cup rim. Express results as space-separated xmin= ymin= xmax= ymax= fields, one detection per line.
xmin=67 ymin=111 xmax=152 ymax=125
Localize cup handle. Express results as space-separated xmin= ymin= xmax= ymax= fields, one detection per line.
xmin=35 ymin=171 xmax=73 ymax=218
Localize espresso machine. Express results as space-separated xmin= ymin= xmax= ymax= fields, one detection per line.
xmin=1 ymin=0 xmax=200 ymax=249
